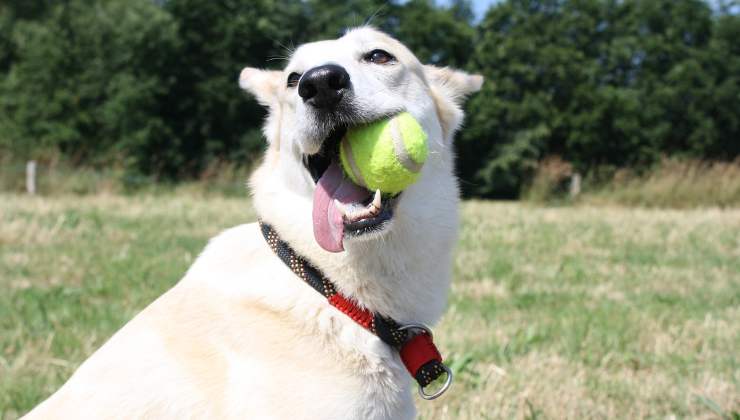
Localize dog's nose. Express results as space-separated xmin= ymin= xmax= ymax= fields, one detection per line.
xmin=298 ymin=64 xmax=350 ymax=109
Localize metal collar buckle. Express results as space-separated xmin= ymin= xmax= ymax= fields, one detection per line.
xmin=398 ymin=324 xmax=453 ymax=400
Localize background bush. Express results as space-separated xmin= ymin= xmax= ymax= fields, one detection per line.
xmin=1 ymin=0 xmax=739 ymax=198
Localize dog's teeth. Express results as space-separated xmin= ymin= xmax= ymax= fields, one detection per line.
xmin=372 ymin=190 xmax=382 ymax=210
xmin=334 ymin=199 xmax=349 ymax=217
xmin=368 ymin=190 xmax=382 ymax=217
xmin=338 ymin=191 xmax=383 ymax=223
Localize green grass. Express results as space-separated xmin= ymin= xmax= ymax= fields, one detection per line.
xmin=1 ymin=194 xmax=739 ymax=419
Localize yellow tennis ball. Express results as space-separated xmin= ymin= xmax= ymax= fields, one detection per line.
xmin=339 ymin=112 xmax=428 ymax=195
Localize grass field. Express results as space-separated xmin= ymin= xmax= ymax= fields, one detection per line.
xmin=1 ymin=193 xmax=738 ymax=419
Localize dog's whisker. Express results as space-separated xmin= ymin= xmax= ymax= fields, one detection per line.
xmin=364 ymin=5 xmax=387 ymax=27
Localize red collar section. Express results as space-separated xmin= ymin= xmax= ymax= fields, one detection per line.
xmin=260 ymin=222 xmax=452 ymax=399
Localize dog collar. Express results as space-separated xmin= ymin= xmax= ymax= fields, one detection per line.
xmin=260 ymin=222 xmax=452 ymax=400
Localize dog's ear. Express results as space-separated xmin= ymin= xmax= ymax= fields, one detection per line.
xmin=423 ymin=66 xmax=483 ymax=140
xmin=423 ymin=65 xmax=483 ymax=105
xmin=239 ymin=67 xmax=282 ymax=107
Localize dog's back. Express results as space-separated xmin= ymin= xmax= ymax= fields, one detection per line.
xmin=25 ymin=223 xmax=415 ymax=419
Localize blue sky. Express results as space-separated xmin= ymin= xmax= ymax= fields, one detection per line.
xmin=438 ymin=0 xmax=735 ymax=21
xmin=438 ymin=0 xmax=501 ymax=21
xmin=468 ymin=0 xmax=501 ymax=19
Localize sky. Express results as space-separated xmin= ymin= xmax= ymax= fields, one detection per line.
xmin=438 ymin=0 xmax=501 ymax=21
xmin=468 ymin=0 xmax=501 ymax=20
xmin=438 ymin=0 xmax=737 ymax=21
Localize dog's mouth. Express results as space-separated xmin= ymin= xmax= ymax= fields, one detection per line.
xmin=304 ymin=125 xmax=400 ymax=253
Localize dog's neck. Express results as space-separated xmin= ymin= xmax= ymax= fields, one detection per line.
xmin=250 ymin=150 xmax=459 ymax=325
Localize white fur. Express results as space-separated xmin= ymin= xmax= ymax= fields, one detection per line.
xmin=24 ymin=27 xmax=481 ymax=420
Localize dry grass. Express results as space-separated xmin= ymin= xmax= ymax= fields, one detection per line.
xmin=0 ymin=157 xmax=253 ymax=197
xmin=522 ymin=156 xmax=574 ymax=204
xmin=1 ymin=194 xmax=738 ymax=419
xmin=582 ymin=159 xmax=740 ymax=208
xmin=524 ymin=158 xmax=740 ymax=209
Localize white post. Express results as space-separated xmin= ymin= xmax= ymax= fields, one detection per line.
xmin=26 ymin=160 xmax=37 ymax=195
xmin=569 ymin=173 xmax=581 ymax=198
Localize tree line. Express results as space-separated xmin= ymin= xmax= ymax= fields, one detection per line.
xmin=1 ymin=0 xmax=738 ymax=197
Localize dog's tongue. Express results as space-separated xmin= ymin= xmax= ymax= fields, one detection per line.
xmin=313 ymin=161 xmax=370 ymax=252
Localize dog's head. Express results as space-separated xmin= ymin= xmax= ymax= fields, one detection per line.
xmin=241 ymin=27 xmax=481 ymax=258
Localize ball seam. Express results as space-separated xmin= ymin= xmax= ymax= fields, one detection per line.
xmin=342 ymin=137 xmax=368 ymax=188
xmin=389 ymin=117 xmax=423 ymax=173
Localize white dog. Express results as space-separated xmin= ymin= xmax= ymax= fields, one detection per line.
xmin=24 ymin=27 xmax=481 ymax=419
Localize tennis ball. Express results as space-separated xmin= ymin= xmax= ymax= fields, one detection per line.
xmin=339 ymin=112 xmax=428 ymax=195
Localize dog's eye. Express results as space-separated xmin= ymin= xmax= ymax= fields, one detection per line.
xmin=286 ymin=72 xmax=301 ymax=88
xmin=363 ymin=49 xmax=396 ymax=65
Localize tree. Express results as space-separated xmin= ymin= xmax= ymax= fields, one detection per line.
xmin=305 ymin=0 xmax=475 ymax=67
xmin=2 ymin=0 xmax=738 ymax=193
xmin=153 ymin=0 xmax=309 ymax=178
xmin=0 ymin=1 xmax=55 ymax=74
xmin=461 ymin=0 xmax=593 ymax=197
xmin=460 ymin=0 xmax=729 ymax=198
xmin=704 ymin=11 xmax=740 ymax=158
xmin=0 ymin=0 xmax=180 ymax=168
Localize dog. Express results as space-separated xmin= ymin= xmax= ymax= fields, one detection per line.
xmin=24 ymin=27 xmax=482 ymax=419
